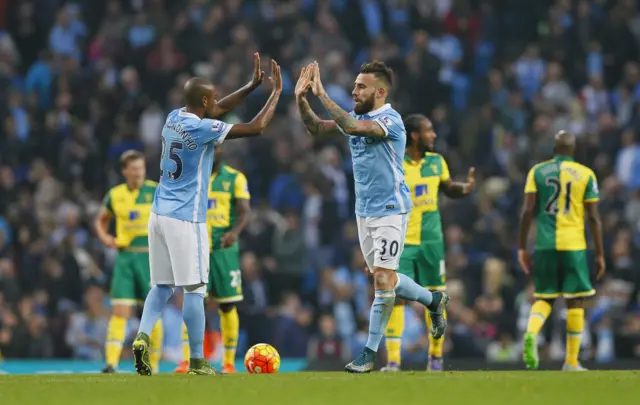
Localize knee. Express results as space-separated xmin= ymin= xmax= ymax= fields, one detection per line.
xmin=219 ymin=303 xmax=236 ymax=313
xmin=373 ymin=268 xmax=396 ymax=290
xmin=183 ymin=284 xmax=206 ymax=295
xmin=112 ymin=304 xmax=132 ymax=318
xmin=566 ymin=298 xmax=583 ymax=309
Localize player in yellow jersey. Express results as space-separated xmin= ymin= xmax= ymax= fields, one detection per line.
xmin=174 ymin=146 xmax=251 ymax=374
xmin=518 ymin=130 xmax=605 ymax=371
xmin=381 ymin=114 xmax=475 ymax=372
xmin=95 ymin=150 xmax=164 ymax=373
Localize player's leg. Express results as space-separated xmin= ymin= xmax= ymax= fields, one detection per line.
xmin=561 ymin=250 xmax=594 ymax=371
xmin=103 ymin=252 xmax=135 ymax=373
xmin=211 ymin=246 xmax=243 ymax=374
xmin=419 ymin=242 xmax=447 ymax=371
xmin=135 ymin=252 xmax=163 ymax=373
xmin=381 ymin=246 xmax=419 ymax=372
xmin=172 ymin=220 xmax=215 ymax=375
xmin=345 ymin=216 xmax=394 ymax=373
xmin=133 ymin=213 xmax=175 ymax=376
xmin=381 ymin=298 xmax=404 ymax=372
xmin=523 ymin=250 xmax=559 ymax=370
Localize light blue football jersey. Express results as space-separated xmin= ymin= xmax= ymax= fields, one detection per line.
xmin=344 ymin=103 xmax=412 ymax=217
xmin=153 ymin=108 xmax=233 ymax=223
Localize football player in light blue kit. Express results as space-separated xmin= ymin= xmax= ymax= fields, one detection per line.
xmin=295 ymin=61 xmax=450 ymax=373
xmin=132 ymin=56 xmax=283 ymax=376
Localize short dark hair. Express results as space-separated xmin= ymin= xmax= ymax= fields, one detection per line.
xmin=359 ymin=60 xmax=393 ymax=88
xmin=403 ymin=114 xmax=427 ymax=146
xmin=120 ymin=150 xmax=144 ymax=169
xmin=184 ymin=77 xmax=213 ymax=108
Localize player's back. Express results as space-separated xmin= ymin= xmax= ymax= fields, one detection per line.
xmin=153 ymin=108 xmax=232 ymax=223
xmin=524 ymin=156 xmax=599 ymax=251
xmin=347 ymin=104 xmax=411 ymax=218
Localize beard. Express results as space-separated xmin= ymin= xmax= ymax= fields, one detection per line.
xmin=353 ymin=94 xmax=376 ymax=115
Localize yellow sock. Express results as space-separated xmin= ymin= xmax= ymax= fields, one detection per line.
xmin=181 ymin=322 xmax=190 ymax=362
xmin=426 ymin=307 xmax=446 ymax=357
xmin=105 ymin=315 xmax=127 ymax=368
xmin=526 ymin=300 xmax=553 ymax=336
xmin=149 ymin=320 xmax=163 ymax=372
xmin=385 ymin=305 xmax=404 ymax=365
xmin=565 ymin=308 xmax=584 ymax=367
xmin=219 ymin=307 xmax=240 ymax=366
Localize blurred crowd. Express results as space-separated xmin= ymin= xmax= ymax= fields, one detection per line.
xmin=1 ymin=0 xmax=640 ymax=366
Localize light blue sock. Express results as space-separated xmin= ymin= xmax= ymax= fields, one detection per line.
xmin=139 ymin=285 xmax=173 ymax=335
xmin=183 ymin=292 xmax=205 ymax=359
xmin=365 ymin=289 xmax=396 ymax=352
xmin=395 ymin=273 xmax=433 ymax=308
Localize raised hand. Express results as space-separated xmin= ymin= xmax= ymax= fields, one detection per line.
xmin=310 ymin=62 xmax=326 ymax=97
xmin=250 ymin=52 xmax=265 ymax=88
xmin=466 ymin=167 xmax=476 ymax=194
xmin=268 ymin=59 xmax=282 ymax=94
xmin=295 ymin=65 xmax=313 ymax=98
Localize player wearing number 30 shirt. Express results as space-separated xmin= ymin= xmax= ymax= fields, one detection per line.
xmin=294 ymin=61 xmax=449 ymax=373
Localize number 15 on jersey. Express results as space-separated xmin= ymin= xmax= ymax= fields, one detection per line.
xmin=160 ymin=138 xmax=184 ymax=181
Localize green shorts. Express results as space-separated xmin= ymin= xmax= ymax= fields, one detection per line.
xmin=110 ymin=250 xmax=151 ymax=304
xmin=207 ymin=245 xmax=243 ymax=303
xmin=398 ymin=242 xmax=446 ymax=290
xmin=533 ymin=250 xmax=595 ymax=299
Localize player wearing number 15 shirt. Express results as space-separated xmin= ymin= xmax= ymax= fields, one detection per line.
xmin=518 ymin=130 xmax=604 ymax=372
xmin=133 ymin=57 xmax=283 ymax=377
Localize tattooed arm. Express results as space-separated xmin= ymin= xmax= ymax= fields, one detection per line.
xmin=296 ymin=95 xmax=343 ymax=137
xmin=316 ymin=93 xmax=386 ymax=137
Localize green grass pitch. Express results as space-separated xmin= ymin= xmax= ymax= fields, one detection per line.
xmin=0 ymin=371 xmax=638 ymax=405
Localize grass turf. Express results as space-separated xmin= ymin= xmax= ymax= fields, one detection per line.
xmin=0 ymin=371 xmax=638 ymax=405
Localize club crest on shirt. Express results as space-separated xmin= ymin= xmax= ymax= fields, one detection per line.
xmin=144 ymin=193 xmax=153 ymax=203
xmin=222 ymin=181 xmax=230 ymax=191
xmin=430 ymin=164 xmax=439 ymax=175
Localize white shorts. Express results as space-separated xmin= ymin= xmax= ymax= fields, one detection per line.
xmin=356 ymin=214 xmax=407 ymax=272
xmin=148 ymin=213 xmax=209 ymax=287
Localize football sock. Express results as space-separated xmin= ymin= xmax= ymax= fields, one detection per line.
xmin=426 ymin=305 xmax=446 ymax=357
xmin=181 ymin=322 xmax=190 ymax=362
xmin=219 ymin=307 xmax=239 ymax=366
xmin=565 ymin=308 xmax=584 ymax=367
xmin=365 ymin=289 xmax=396 ymax=352
xmin=139 ymin=285 xmax=173 ymax=336
xmin=149 ymin=319 xmax=164 ymax=372
xmin=385 ymin=305 xmax=404 ymax=365
xmin=183 ymin=293 xmax=206 ymax=359
xmin=105 ymin=315 xmax=127 ymax=368
xmin=395 ymin=273 xmax=433 ymax=307
xmin=526 ymin=300 xmax=552 ymax=336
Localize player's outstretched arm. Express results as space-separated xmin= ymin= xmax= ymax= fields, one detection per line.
xmin=226 ymin=60 xmax=282 ymax=140
xmin=585 ymin=202 xmax=605 ymax=279
xmin=212 ymin=52 xmax=265 ymax=118
xmin=295 ymin=64 xmax=342 ymax=137
xmin=441 ymin=168 xmax=475 ymax=198
xmin=311 ymin=62 xmax=385 ymax=138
